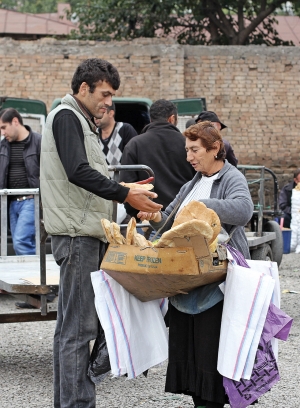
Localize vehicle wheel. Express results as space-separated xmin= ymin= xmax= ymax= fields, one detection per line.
xmin=251 ymin=244 xmax=273 ymax=261
xmin=264 ymin=220 xmax=283 ymax=266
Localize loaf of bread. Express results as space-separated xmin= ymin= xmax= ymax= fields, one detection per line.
xmin=120 ymin=182 xmax=154 ymax=191
xmin=173 ymin=200 xmax=221 ymax=243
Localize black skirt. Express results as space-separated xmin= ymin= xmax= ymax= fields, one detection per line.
xmin=165 ymin=300 xmax=228 ymax=405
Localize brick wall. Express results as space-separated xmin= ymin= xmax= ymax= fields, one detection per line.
xmin=1 ymin=36 xmax=300 ymax=186
xmin=184 ymin=45 xmax=300 ymax=186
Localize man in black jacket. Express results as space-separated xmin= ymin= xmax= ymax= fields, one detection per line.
xmin=0 ymin=108 xmax=41 ymax=255
xmin=195 ymin=111 xmax=238 ymax=167
xmin=279 ymin=169 xmax=300 ymax=228
xmin=120 ymin=99 xmax=196 ymax=218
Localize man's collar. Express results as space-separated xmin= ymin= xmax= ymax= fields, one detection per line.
xmin=73 ymin=95 xmax=93 ymax=120
xmin=72 ymin=95 xmax=98 ymax=134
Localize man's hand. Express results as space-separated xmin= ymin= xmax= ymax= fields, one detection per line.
xmin=124 ymin=189 xmax=163 ymax=213
xmin=137 ymin=211 xmax=162 ymax=223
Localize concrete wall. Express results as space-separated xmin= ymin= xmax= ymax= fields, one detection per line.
xmin=1 ymin=36 xmax=300 ymax=185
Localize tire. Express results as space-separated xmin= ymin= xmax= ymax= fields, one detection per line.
xmin=264 ymin=220 xmax=283 ymax=266
xmin=251 ymin=244 xmax=273 ymax=261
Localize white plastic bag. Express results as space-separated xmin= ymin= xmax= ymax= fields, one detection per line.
xmin=116 ymin=203 xmax=127 ymax=224
xmin=90 ymin=270 xmax=168 ymax=379
xmin=218 ymin=260 xmax=278 ymax=381
xmin=290 ymin=188 xmax=300 ymax=253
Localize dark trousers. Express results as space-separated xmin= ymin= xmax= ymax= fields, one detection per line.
xmin=283 ymin=213 xmax=291 ymax=228
xmin=51 ymin=235 xmax=106 ymax=408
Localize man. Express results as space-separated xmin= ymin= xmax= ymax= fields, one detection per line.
xmin=40 ymin=58 xmax=162 ymax=408
xmin=279 ymin=169 xmax=300 ymax=228
xmin=95 ymin=102 xmax=137 ymax=166
xmin=95 ymin=102 xmax=137 ymax=225
xmin=120 ymin=99 xmax=196 ymax=219
xmin=195 ymin=110 xmax=238 ymax=167
xmin=185 ymin=117 xmax=196 ymax=129
xmin=0 ymin=108 xmax=41 ymax=255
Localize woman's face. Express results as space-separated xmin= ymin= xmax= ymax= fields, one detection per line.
xmin=185 ymin=138 xmax=216 ymax=174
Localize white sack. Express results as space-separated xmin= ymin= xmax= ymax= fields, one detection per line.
xmin=91 ymin=270 xmax=168 ymax=379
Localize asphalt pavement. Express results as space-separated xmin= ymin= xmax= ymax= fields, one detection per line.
xmin=0 ymin=253 xmax=299 ymax=407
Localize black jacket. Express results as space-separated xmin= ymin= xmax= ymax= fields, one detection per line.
xmin=0 ymin=125 xmax=41 ymax=189
xmin=120 ymin=121 xmax=196 ymax=217
xmin=279 ymin=180 xmax=296 ymax=215
xmin=223 ymin=139 xmax=238 ymax=167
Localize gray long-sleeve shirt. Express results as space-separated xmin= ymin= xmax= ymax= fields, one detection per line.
xmin=151 ymin=160 xmax=253 ymax=258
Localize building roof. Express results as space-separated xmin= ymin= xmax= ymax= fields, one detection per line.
xmin=274 ymin=16 xmax=300 ymax=45
xmin=0 ymin=3 xmax=77 ymax=39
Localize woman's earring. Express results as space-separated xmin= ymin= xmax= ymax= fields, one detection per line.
xmin=215 ymin=155 xmax=218 ymax=159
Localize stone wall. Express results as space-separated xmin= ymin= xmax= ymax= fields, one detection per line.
xmin=184 ymin=45 xmax=300 ymax=183
xmin=1 ymin=36 xmax=300 ymax=185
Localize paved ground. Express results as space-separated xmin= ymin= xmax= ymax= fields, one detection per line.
xmin=0 ymin=253 xmax=299 ymax=407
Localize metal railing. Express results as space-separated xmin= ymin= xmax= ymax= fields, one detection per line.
xmin=108 ymin=164 xmax=155 ymax=226
xmin=0 ymin=166 xmax=155 ymax=318
xmin=0 ymin=166 xmax=155 ymax=256
xmin=0 ymin=188 xmax=40 ymax=257
xmin=237 ymin=165 xmax=281 ymax=237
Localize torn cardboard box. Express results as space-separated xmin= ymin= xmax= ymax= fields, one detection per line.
xmin=101 ymin=234 xmax=227 ymax=302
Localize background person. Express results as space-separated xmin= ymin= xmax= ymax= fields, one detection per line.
xmin=279 ymin=168 xmax=300 ymax=228
xmin=195 ymin=110 xmax=238 ymax=167
xmin=120 ymin=99 xmax=196 ymax=220
xmin=40 ymin=58 xmax=162 ymax=408
xmin=138 ymin=121 xmax=253 ymax=408
xmin=94 ymin=102 xmax=137 ymax=166
xmin=95 ymin=102 xmax=138 ymax=225
xmin=185 ymin=117 xmax=197 ymax=129
xmin=0 ymin=108 xmax=56 ymax=310
xmin=0 ymin=108 xmax=41 ymax=255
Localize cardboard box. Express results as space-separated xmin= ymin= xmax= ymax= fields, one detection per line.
xmin=101 ymin=234 xmax=227 ymax=302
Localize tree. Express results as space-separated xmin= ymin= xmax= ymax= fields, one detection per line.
xmin=69 ymin=0 xmax=300 ymax=45
xmin=0 ymin=0 xmax=78 ymax=14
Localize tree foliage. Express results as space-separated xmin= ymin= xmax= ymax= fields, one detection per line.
xmin=1 ymin=0 xmax=299 ymax=45
xmin=0 ymin=0 xmax=78 ymax=14
xmin=69 ymin=0 xmax=300 ymax=45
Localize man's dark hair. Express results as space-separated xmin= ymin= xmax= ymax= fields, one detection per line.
xmin=71 ymin=58 xmax=120 ymax=94
xmin=185 ymin=118 xmax=196 ymax=129
xmin=150 ymin=99 xmax=177 ymax=122
xmin=294 ymin=169 xmax=300 ymax=179
xmin=0 ymin=108 xmax=24 ymax=125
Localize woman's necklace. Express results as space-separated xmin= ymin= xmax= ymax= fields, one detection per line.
xmin=203 ymin=170 xmax=220 ymax=178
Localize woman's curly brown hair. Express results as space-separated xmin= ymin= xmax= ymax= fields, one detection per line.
xmin=183 ymin=121 xmax=226 ymax=161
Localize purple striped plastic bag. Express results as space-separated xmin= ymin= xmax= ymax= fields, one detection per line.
xmin=223 ymin=303 xmax=293 ymax=408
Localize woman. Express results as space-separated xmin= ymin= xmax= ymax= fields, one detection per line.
xmin=138 ymin=121 xmax=253 ymax=408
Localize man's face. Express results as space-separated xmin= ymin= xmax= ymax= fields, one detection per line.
xmin=294 ymin=174 xmax=300 ymax=184
xmin=94 ymin=117 xmax=101 ymax=127
xmin=78 ymin=80 xmax=116 ymax=119
xmin=96 ymin=108 xmax=115 ymax=129
xmin=0 ymin=118 xmax=19 ymax=143
xmin=212 ymin=121 xmax=222 ymax=131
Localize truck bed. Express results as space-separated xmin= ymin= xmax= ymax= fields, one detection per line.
xmin=0 ymin=254 xmax=59 ymax=294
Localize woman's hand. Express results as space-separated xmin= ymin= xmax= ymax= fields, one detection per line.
xmin=137 ymin=211 xmax=161 ymax=223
